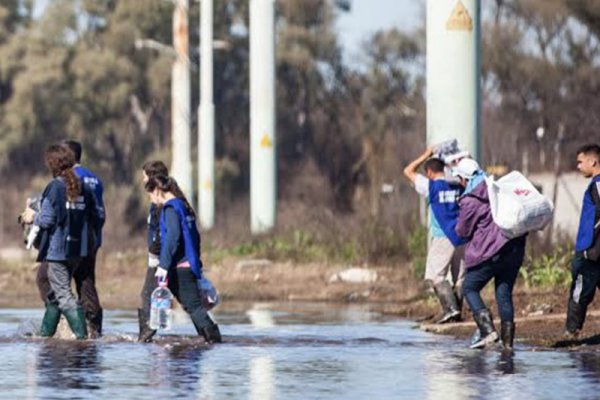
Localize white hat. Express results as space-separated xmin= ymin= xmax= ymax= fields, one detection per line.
xmin=452 ymin=158 xmax=481 ymax=179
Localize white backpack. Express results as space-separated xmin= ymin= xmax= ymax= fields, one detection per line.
xmin=485 ymin=171 xmax=554 ymax=238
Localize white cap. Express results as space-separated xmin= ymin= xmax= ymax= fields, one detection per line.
xmin=452 ymin=158 xmax=481 ymax=179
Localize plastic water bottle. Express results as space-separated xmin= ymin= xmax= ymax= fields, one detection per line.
xmin=149 ymin=281 xmax=173 ymax=330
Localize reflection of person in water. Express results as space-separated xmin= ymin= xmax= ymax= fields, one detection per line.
xmin=36 ymin=342 xmax=101 ymax=391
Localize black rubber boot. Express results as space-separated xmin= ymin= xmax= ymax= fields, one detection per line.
xmin=500 ymin=321 xmax=515 ymax=350
xmin=39 ymin=303 xmax=61 ymax=337
xmin=87 ymin=309 xmax=103 ymax=339
xmin=470 ymin=309 xmax=498 ymax=349
xmin=191 ymin=308 xmax=222 ymax=344
xmin=565 ymin=299 xmax=586 ymax=336
xmin=137 ymin=308 xmax=156 ymax=343
xmin=434 ymin=281 xmax=461 ymax=324
xmin=63 ymin=307 xmax=88 ymax=340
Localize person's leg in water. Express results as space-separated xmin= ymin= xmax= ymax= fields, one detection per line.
xmin=493 ymin=240 xmax=525 ymax=351
xmin=43 ymin=260 xmax=87 ymax=340
xmin=175 ymin=267 xmax=221 ymax=343
xmin=73 ymin=250 xmax=103 ymax=338
xmin=36 ymin=262 xmax=51 ymax=305
xmin=565 ymin=254 xmax=600 ymax=336
xmin=462 ymin=261 xmax=498 ymax=349
xmin=138 ymin=258 xmax=158 ymax=342
xmin=451 ymin=244 xmax=467 ymax=320
xmin=426 ymin=237 xmax=461 ymax=324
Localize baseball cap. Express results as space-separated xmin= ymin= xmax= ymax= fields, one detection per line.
xmin=452 ymin=158 xmax=481 ymax=179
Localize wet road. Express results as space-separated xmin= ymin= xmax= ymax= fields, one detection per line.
xmin=1 ymin=304 xmax=600 ymax=399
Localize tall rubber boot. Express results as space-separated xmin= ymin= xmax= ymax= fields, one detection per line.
xmin=500 ymin=320 xmax=515 ymax=350
xmin=39 ymin=303 xmax=61 ymax=337
xmin=63 ymin=307 xmax=88 ymax=340
xmin=470 ymin=309 xmax=498 ymax=349
xmin=137 ymin=308 xmax=156 ymax=343
xmin=87 ymin=308 xmax=103 ymax=339
xmin=565 ymin=299 xmax=586 ymax=336
xmin=190 ymin=308 xmax=222 ymax=344
xmin=434 ymin=281 xmax=461 ymax=324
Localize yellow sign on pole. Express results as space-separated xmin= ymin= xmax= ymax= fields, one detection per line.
xmin=446 ymin=0 xmax=473 ymax=31
xmin=260 ymin=133 xmax=272 ymax=149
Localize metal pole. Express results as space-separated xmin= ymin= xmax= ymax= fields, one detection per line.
xmin=171 ymin=0 xmax=193 ymax=200
xmin=198 ymin=0 xmax=215 ymax=229
xmin=250 ymin=0 xmax=276 ymax=234
xmin=426 ymin=0 xmax=481 ymax=161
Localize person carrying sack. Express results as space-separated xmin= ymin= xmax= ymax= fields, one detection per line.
xmin=565 ymin=144 xmax=600 ymax=337
xmin=404 ymin=146 xmax=467 ymax=324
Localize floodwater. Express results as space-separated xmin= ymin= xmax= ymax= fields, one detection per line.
xmin=1 ymin=304 xmax=600 ymax=399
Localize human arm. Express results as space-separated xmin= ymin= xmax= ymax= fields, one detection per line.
xmin=403 ymin=146 xmax=434 ymax=184
xmin=157 ymin=207 xmax=181 ymax=272
xmin=455 ymin=197 xmax=480 ymax=240
xmin=32 ymin=197 xmax=56 ymax=229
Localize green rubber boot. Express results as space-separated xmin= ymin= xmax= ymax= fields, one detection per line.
xmin=39 ymin=303 xmax=61 ymax=337
xmin=63 ymin=307 xmax=88 ymax=340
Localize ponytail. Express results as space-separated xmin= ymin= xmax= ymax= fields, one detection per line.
xmin=145 ymin=175 xmax=196 ymax=218
xmin=44 ymin=144 xmax=81 ymax=201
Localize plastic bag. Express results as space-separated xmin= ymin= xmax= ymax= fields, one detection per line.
xmin=197 ymin=276 xmax=220 ymax=311
xmin=486 ymin=171 xmax=554 ymax=238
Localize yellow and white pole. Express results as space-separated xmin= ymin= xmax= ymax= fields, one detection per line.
xmin=427 ymin=0 xmax=481 ymax=161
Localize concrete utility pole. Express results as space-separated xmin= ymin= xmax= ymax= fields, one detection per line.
xmin=198 ymin=0 xmax=215 ymax=229
xmin=427 ymin=0 xmax=481 ymax=161
xmin=171 ymin=0 xmax=193 ymax=200
xmin=250 ymin=0 xmax=276 ymax=234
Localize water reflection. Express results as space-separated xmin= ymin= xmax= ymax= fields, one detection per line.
xmin=36 ymin=341 xmax=101 ymax=391
xmin=572 ymin=352 xmax=600 ymax=384
xmin=250 ymin=355 xmax=274 ymax=400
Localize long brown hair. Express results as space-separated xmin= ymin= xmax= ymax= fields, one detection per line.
xmin=45 ymin=144 xmax=80 ymax=201
xmin=142 ymin=160 xmax=169 ymax=179
xmin=145 ymin=175 xmax=196 ymax=218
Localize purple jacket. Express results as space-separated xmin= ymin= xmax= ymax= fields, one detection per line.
xmin=455 ymin=181 xmax=511 ymax=268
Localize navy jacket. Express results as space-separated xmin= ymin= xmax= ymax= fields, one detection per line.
xmin=158 ymin=198 xmax=203 ymax=278
xmin=34 ymin=177 xmax=102 ymax=262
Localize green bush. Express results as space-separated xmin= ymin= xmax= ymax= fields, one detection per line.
xmin=520 ymin=244 xmax=572 ymax=289
xmin=407 ymin=223 xmax=427 ymax=279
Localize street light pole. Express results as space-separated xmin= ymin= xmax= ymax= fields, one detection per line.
xmin=171 ymin=0 xmax=193 ymax=200
xmin=198 ymin=0 xmax=215 ymax=229
xmin=250 ymin=0 xmax=276 ymax=234
xmin=426 ymin=0 xmax=481 ymax=161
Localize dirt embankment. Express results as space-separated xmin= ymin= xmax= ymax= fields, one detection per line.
xmin=1 ymin=248 xmax=598 ymax=350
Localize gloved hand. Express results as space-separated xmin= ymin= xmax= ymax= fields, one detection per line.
xmin=155 ymin=267 xmax=168 ymax=283
xmin=148 ymin=254 xmax=160 ymax=268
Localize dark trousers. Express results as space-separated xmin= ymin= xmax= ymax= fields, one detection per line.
xmin=140 ymin=266 xmax=158 ymax=319
xmin=168 ymin=267 xmax=213 ymax=332
xmin=462 ymin=238 xmax=525 ymax=322
xmin=37 ymin=251 xmax=102 ymax=321
xmin=568 ymin=254 xmax=600 ymax=318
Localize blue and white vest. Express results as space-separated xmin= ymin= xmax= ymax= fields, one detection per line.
xmin=428 ymin=179 xmax=466 ymax=247
xmin=575 ymin=175 xmax=600 ymax=252
xmin=160 ymin=198 xmax=203 ymax=279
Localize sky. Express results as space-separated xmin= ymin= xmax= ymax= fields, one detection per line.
xmin=336 ymin=0 xmax=424 ymax=65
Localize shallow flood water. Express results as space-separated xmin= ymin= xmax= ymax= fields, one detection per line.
xmin=1 ymin=304 xmax=600 ymax=399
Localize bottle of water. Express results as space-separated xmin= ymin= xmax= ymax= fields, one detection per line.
xmin=149 ymin=281 xmax=173 ymax=330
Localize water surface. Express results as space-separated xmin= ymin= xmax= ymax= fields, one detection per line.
xmin=0 ymin=304 xmax=599 ymax=399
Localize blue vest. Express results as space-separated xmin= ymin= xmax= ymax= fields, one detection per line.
xmin=428 ymin=179 xmax=466 ymax=247
xmin=74 ymin=165 xmax=105 ymax=248
xmin=160 ymin=198 xmax=203 ymax=279
xmin=575 ymin=175 xmax=600 ymax=252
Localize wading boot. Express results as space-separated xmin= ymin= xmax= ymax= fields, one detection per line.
xmin=565 ymin=299 xmax=586 ymax=337
xmin=39 ymin=303 xmax=61 ymax=337
xmin=500 ymin=321 xmax=515 ymax=351
xmin=137 ymin=308 xmax=156 ymax=343
xmin=434 ymin=281 xmax=461 ymax=324
xmin=87 ymin=309 xmax=103 ymax=339
xmin=191 ymin=308 xmax=222 ymax=344
xmin=470 ymin=309 xmax=498 ymax=349
xmin=63 ymin=307 xmax=88 ymax=340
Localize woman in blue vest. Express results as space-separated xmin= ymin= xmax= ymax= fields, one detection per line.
xmin=145 ymin=175 xmax=222 ymax=343
xmin=565 ymin=144 xmax=600 ymax=337
xmin=21 ymin=144 xmax=97 ymax=340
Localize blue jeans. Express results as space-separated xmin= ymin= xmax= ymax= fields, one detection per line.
xmin=462 ymin=238 xmax=525 ymax=322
